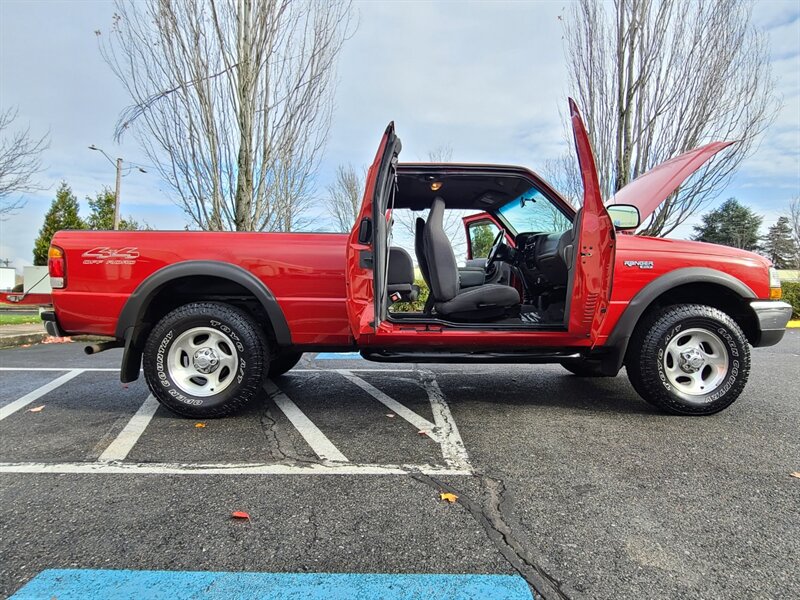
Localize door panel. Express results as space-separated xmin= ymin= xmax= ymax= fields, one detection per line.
xmin=567 ymin=98 xmax=615 ymax=341
xmin=345 ymin=123 xmax=401 ymax=341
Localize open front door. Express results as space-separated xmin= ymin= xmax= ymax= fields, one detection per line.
xmin=345 ymin=122 xmax=401 ymax=342
xmin=567 ymin=99 xmax=615 ymax=341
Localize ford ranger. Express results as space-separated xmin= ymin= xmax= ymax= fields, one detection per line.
xmin=42 ymin=100 xmax=792 ymax=417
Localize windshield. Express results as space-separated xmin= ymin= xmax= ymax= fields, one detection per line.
xmin=497 ymin=187 xmax=572 ymax=235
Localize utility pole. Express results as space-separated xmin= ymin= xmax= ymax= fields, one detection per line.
xmin=114 ymin=157 xmax=123 ymax=230
xmin=89 ymin=145 xmax=146 ymax=231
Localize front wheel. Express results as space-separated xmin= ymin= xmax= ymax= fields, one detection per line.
xmin=143 ymin=301 xmax=268 ymax=418
xmin=626 ymin=304 xmax=750 ymax=415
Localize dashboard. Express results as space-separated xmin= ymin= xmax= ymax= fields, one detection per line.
xmin=515 ymin=231 xmax=568 ymax=286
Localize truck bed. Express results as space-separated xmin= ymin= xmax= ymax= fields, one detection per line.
xmin=50 ymin=230 xmax=352 ymax=346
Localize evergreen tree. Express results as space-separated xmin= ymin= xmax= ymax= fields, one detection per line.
xmin=86 ymin=187 xmax=141 ymax=231
xmin=470 ymin=224 xmax=497 ymax=258
xmin=32 ymin=182 xmax=85 ymax=265
xmin=692 ymin=198 xmax=763 ymax=251
xmin=762 ymin=216 xmax=798 ymax=269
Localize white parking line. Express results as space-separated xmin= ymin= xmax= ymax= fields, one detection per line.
xmin=0 ymin=369 xmax=85 ymax=421
xmin=0 ymin=368 xmax=473 ymax=475
xmin=419 ymin=371 xmax=471 ymax=470
xmin=98 ymin=395 xmax=160 ymax=462
xmin=0 ymin=461 xmax=472 ymax=476
xmin=0 ymin=367 xmax=120 ymax=371
xmin=337 ymin=370 xmax=472 ymax=471
xmin=0 ymin=368 xmax=416 ymax=373
xmin=336 ymin=370 xmax=439 ymax=437
xmin=265 ymin=380 xmax=349 ymax=463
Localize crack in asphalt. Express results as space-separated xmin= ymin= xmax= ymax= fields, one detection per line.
xmin=411 ymin=471 xmax=571 ymax=600
xmin=299 ymin=507 xmax=321 ymax=563
xmin=258 ymin=394 xmax=321 ymax=468
xmin=259 ymin=406 xmax=289 ymax=462
xmin=263 ymin=368 xmax=571 ymax=598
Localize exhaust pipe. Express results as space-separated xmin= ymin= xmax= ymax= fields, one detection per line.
xmin=84 ymin=340 xmax=123 ymax=355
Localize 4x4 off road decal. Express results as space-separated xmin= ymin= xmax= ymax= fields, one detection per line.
xmin=623 ymin=260 xmax=654 ymax=269
xmin=82 ymin=247 xmax=139 ymax=265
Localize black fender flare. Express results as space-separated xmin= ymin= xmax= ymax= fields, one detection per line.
xmin=116 ymin=260 xmax=291 ymax=382
xmin=600 ymin=267 xmax=755 ymax=374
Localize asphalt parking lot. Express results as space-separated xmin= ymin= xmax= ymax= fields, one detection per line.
xmin=0 ymin=332 xmax=798 ymax=599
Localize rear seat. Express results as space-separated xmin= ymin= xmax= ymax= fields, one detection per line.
xmin=387 ymin=247 xmax=419 ymax=303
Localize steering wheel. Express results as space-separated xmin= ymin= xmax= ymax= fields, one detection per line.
xmin=485 ymin=230 xmax=506 ymax=270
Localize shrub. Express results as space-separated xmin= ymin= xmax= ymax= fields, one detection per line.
xmin=782 ymin=281 xmax=800 ymax=319
xmin=390 ymin=278 xmax=429 ymax=313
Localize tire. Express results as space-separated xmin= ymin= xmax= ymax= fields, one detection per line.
xmin=626 ymin=304 xmax=750 ymax=415
xmin=143 ymin=301 xmax=268 ymax=418
xmin=561 ymin=360 xmax=612 ymax=377
xmin=268 ymin=351 xmax=303 ymax=378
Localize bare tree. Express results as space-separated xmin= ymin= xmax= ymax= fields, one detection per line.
xmin=99 ymin=0 xmax=353 ymax=232
xmin=426 ymin=144 xmax=453 ymax=163
xmin=540 ymin=151 xmax=582 ymax=208
xmin=325 ymin=163 xmax=364 ymax=232
xmin=0 ymin=107 xmax=48 ymax=217
xmin=394 ymin=144 xmax=465 ymax=247
xmin=789 ymin=196 xmax=800 ymax=269
xmin=563 ymin=0 xmax=778 ymax=236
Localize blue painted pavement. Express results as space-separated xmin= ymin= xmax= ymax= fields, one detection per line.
xmin=314 ymin=352 xmax=363 ymax=360
xmin=11 ymin=569 xmax=533 ymax=599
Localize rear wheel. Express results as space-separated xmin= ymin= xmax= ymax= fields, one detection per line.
xmin=268 ymin=351 xmax=303 ymax=378
xmin=143 ymin=301 xmax=268 ymax=418
xmin=626 ymin=304 xmax=750 ymax=415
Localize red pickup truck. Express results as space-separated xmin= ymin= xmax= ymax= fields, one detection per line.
xmin=42 ymin=100 xmax=791 ymax=418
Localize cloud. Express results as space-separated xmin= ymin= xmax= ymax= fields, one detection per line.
xmin=0 ymin=0 xmax=797 ymax=269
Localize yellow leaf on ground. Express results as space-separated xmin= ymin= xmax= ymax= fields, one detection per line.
xmin=195 ymin=423 xmax=206 ymax=428
xmin=791 ymin=472 xmax=800 ymax=479
xmin=28 ymin=405 xmax=45 ymax=413
xmin=440 ymin=492 xmax=458 ymax=503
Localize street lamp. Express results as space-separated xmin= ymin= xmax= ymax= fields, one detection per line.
xmin=88 ymin=145 xmax=146 ymax=230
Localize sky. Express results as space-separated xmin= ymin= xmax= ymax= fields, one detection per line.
xmin=0 ymin=0 xmax=798 ymax=272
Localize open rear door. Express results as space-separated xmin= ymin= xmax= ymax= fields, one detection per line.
xmin=566 ymin=99 xmax=615 ymax=341
xmin=345 ymin=123 xmax=401 ymax=342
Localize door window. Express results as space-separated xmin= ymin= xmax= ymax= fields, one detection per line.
xmin=468 ymin=221 xmax=500 ymax=258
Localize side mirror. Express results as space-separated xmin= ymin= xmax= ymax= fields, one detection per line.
xmin=607 ymin=204 xmax=640 ymax=230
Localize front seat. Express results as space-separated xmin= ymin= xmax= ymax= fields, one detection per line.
xmin=422 ymin=196 xmax=520 ymax=319
xmin=414 ymin=217 xmax=435 ymax=314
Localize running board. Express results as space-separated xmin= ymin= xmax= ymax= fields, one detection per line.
xmin=360 ymin=350 xmax=581 ymax=364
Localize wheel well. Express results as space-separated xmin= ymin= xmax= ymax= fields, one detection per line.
xmin=137 ymin=275 xmax=278 ymax=345
xmin=634 ymin=282 xmax=758 ymax=344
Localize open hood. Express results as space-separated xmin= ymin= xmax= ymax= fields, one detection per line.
xmin=607 ymin=141 xmax=734 ymax=222
xmin=568 ymin=97 xmax=733 ymax=223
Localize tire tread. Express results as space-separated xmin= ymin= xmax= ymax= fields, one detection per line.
xmin=143 ymin=301 xmax=268 ymax=418
xmin=626 ymin=304 xmax=750 ymax=415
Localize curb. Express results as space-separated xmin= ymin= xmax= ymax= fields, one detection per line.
xmin=0 ymin=332 xmax=47 ymax=349
xmin=788 ymin=320 xmax=800 ymax=329
xmin=0 ymin=333 xmax=112 ymax=349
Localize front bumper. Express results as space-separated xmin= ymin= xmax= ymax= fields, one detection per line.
xmin=750 ymin=300 xmax=792 ymax=347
